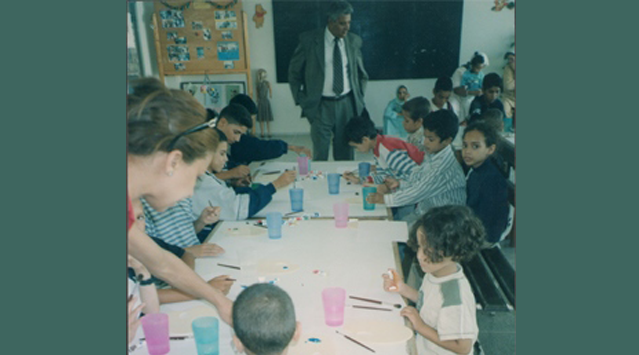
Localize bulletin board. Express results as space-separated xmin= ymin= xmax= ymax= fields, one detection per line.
xmin=153 ymin=0 xmax=252 ymax=95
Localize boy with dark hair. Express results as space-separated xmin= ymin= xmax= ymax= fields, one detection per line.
xmin=402 ymin=96 xmax=431 ymax=153
xmin=227 ymin=94 xmax=311 ymax=168
xmin=429 ymin=77 xmax=455 ymax=114
xmin=343 ymin=114 xmax=424 ymax=184
xmin=383 ymin=205 xmax=484 ymax=355
xmin=214 ymin=103 xmax=255 ymax=182
xmin=479 ymin=108 xmax=504 ymax=132
xmin=468 ymin=72 xmax=505 ymax=123
xmin=232 ymin=284 xmax=301 ymax=355
xmin=368 ymin=110 xmax=466 ymax=224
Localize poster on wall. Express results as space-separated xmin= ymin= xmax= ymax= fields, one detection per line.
xmin=217 ymin=42 xmax=239 ymax=61
xmin=180 ymin=81 xmax=246 ymax=112
xmin=167 ymin=45 xmax=190 ymax=61
xmin=160 ymin=10 xmax=185 ymax=28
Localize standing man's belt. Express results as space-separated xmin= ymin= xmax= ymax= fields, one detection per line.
xmin=322 ymin=91 xmax=352 ymax=101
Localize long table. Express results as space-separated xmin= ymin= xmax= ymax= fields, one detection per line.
xmin=131 ymin=220 xmax=414 ymax=355
xmin=251 ymin=161 xmax=392 ymax=219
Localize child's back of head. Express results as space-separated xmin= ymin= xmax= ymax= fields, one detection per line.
xmin=409 ymin=205 xmax=485 ymax=262
xmin=233 ymin=284 xmax=297 ymax=355
xmin=402 ymin=96 xmax=431 ymax=123
xmin=478 ymin=108 xmax=504 ymax=131
xmin=344 ymin=111 xmax=377 ymax=144
xmin=422 ymin=110 xmax=459 ymax=143
xmin=219 ymin=103 xmax=253 ymax=129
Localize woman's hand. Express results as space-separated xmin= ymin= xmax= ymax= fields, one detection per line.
xmin=185 ymin=244 xmax=226 ymax=258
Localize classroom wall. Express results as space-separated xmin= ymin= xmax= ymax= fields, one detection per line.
xmin=133 ymin=0 xmax=514 ymax=134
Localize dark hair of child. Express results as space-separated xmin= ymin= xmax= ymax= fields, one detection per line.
xmin=219 ymin=103 xmax=254 ymax=129
xmin=463 ymin=51 xmax=487 ymax=69
xmin=463 ymin=121 xmax=500 ymax=151
xmin=409 ymin=205 xmax=485 ymax=263
xmin=344 ymin=112 xmax=377 ymax=144
xmin=434 ymin=77 xmax=453 ymax=92
xmin=422 ymin=110 xmax=459 ymax=142
xmin=482 ymin=73 xmax=503 ymax=91
xmin=478 ymin=108 xmax=504 ymax=132
xmin=229 ymin=94 xmax=258 ymax=115
xmin=402 ymin=96 xmax=431 ymax=122
xmin=233 ymin=283 xmax=296 ymax=355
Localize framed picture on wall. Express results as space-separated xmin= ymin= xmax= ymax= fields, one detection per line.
xmin=180 ymin=81 xmax=246 ymax=113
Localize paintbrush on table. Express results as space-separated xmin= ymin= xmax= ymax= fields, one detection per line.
xmin=335 ymin=330 xmax=376 ymax=353
xmin=349 ymin=295 xmax=402 ymax=309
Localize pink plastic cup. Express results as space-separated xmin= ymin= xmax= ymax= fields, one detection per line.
xmin=333 ymin=203 xmax=349 ymax=228
xmin=322 ymin=287 xmax=346 ymax=326
xmin=297 ymin=156 xmax=309 ymax=175
xmin=141 ymin=313 xmax=170 ymax=355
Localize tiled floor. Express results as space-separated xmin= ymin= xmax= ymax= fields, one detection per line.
xmin=260 ymin=133 xmax=516 ymax=355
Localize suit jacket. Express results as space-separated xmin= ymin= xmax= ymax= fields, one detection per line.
xmin=288 ymin=28 xmax=368 ymax=120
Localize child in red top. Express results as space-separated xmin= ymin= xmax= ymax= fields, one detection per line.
xmin=344 ymin=113 xmax=424 ymax=184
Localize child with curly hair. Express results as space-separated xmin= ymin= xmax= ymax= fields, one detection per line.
xmin=382 ymin=205 xmax=485 ymax=355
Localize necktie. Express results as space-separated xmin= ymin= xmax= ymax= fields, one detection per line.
xmin=333 ymin=38 xmax=343 ymax=96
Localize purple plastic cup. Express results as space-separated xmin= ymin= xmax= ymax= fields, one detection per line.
xmin=297 ymin=156 xmax=309 ymax=175
xmin=333 ymin=203 xmax=349 ymax=228
xmin=322 ymin=287 xmax=346 ymax=326
xmin=141 ymin=313 xmax=170 ymax=355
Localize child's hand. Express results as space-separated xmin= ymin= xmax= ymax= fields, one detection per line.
xmin=207 ymin=275 xmax=234 ymax=295
xmin=185 ymin=243 xmax=225 ymax=258
xmin=400 ymin=306 xmax=425 ymax=329
xmin=272 ymin=170 xmax=297 ymax=190
xmin=127 ymin=296 xmax=145 ymax=345
xmin=384 ymin=177 xmax=400 ymax=190
xmin=342 ymin=171 xmax=360 ymax=184
xmin=229 ymin=165 xmax=251 ymax=178
xmin=289 ymin=145 xmax=312 ymax=157
xmin=365 ymin=192 xmax=384 ymax=204
xmin=376 ymin=183 xmax=389 ymax=194
xmin=198 ymin=206 xmax=221 ymax=225
xmin=382 ymin=268 xmax=403 ymax=293
xmin=127 ymin=254 xmax=151 ymax=279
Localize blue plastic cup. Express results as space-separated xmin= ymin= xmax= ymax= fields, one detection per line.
xmin=192 ymin=317 xmax=219 ymax=355
xmin=328 ymin=173 xmax=340 ymax=195
xmin=363 ymin=186 xmax=377 ymax=210
xmin=358 ymin=162 xmax=371 ymax=182
xmin=289 ymin=188 xmax=304 ymax=212
xmin=266 ymin=212 xmax=283 ymax=239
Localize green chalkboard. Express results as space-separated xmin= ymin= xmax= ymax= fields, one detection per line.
xmin=273 ymin=0 xmax=464 ymax=83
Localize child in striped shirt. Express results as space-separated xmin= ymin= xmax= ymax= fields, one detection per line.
xmin=368 ymin=110 xmax=467 ymax=224
xmin=343 ymin=113 xmax=425 ymax=184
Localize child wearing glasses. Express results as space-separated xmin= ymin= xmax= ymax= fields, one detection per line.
xmin=382 ymin=205 xmax=484 ymax=355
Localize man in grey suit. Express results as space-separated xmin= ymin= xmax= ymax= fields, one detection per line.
xmin=288 ymin=0 xmax=368 ymax=161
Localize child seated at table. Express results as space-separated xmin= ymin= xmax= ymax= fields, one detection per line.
xmin=368 ymin=110 xmax=467 ymax=224
xmin=468 ymin=73 xmax=506 ymax=123
xmin=462 ymin=121 xmax=509 ymax=247
xmin=228 ymin=94 xmax=312 ymax=166
xmin=211 ymin=104 xmax=254 ymax=184
xmin=232 ymin=283 xmax=301 ymax=355
xmin=191 ymin=129 xmax=296 ymax=221
xmin=343 ymin=113 xmax=424 ymax=184
xmin=479 ymin=108 xmax=504 ymax=132
xmin=402 ymin=96 xmax=431 ymax=153
xmin=428 ymin=77 xmax=456 ymax=114
xmin=382 ymin=205 xmax=484 ymax=355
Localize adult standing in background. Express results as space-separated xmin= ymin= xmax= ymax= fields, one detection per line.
xmin=502 ymin=51 xmax=515 ymax=119
xmin=288 ymin=0 xmax=369 ymax=161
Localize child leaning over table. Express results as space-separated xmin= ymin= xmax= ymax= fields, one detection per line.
xmin=382 ymin=205 xmax=484 ymax=355
xmin=343 ymin=111 xmax=424 ymax=185
xmin=231 ymin=283 xmax=301 ymax=355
